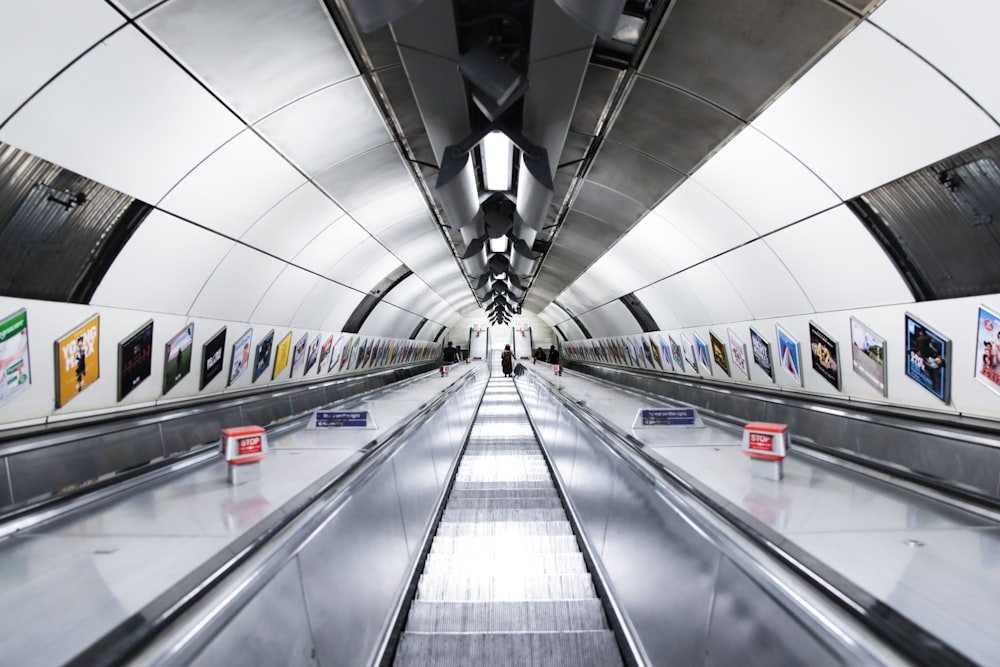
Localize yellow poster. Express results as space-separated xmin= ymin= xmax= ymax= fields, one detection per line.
xmin=55 ymin=314 xmax=100 ymax=408
xmin=272 ymin=331 xmax=292 ymax=380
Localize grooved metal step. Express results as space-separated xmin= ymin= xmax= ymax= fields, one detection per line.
xmin=416 ymin=574 xmax=597 ymax=601
xmin=434 ymin=521 xmax=574 ymax=538
xmin=404 ymin=600 xmax=610 ymax=632
xmin=394 ymin=631 xmax=624 ymax=667
xmin=422 ymin=552 xmax=588 ymax=576
xmin=429 ymin=535 xmax=581 ymax=555
xmin=441 ymin=508 xmax=569 ymax=522
xmin=448 ymin=489 xmax=560 ymax=500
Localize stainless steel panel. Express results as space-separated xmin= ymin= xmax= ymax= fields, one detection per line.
xmin=392 ymin=429 xmax=442 ymax=556
xmin=587 ymin=141 xmax=683 ymax=209
xmin=159 ymin=406 xmax=245 ymax=455
xmin=296 ymin=461 xmax=411 ymax=667
xmin=189 ymin=558 xmax=318 ymax=667
xmin=0 ymin=459 xmax=11 ymax=507
xmin=569 ymin=64 xmax=622 ymax=136
xmin=571 ymin=180 xmax=647 ymax=231
xmin=703 ymin=558 xmax=842 ymax=667
xmin=240 ymin=396 xmax=295 ymax=428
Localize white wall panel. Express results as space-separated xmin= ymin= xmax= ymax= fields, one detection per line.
xmin=242 ymin=183 xmax=346 ymax=261
xmin=555 ymin=318 xmax=585 ymax=341
xmin=578 ymin=300 xmax=641 ymax=338
xmin=713 ymin=241 xmax=813 ymax=319
xmin=0 ymin=27 xmax=242 ymax=203
xmin=754 ymin=22 xmax=998 ymax=200
xmin=0 ymin=0 xmax=123 ymax=124
xmin=691 ymin=126 xmax=840 ymax=235
xmin=627 ymin=212 xmax=710 ymax=275
xmin=326 ymin=238 xmax=398 ymax=292
xmin=359 ymin=302 xmax=422 ymax=337
xmin=250 ymin=266 xmax=322 ymax=326
xmin=188 ymin=246 xmax=286 ymax=321
xmin=255 ymin=80 xmax=388 ymax=176
xmin=158 ymin=129 xmax=305 ymax=238
xmin=352 ymin=179 xmax=427 ymax=233
xmin=112 ymin=0 xmax=158 ymax=15
xmin=292 ymin=217 xmax=369 ymax=275
xmin=766 ymin=206 xmax=914 ymax=312
xmin=606 ymin=231 xmax=679 ymax=285
xmin=872 ymin=0 xmax=1000 ymax=123
xmin=639 ymin=276 xmax=708 ymax=329
xmin=383 ymin=274 xmax=441 ymax=315
xmin=391 ymin=230 xmax=451 ymax=275
xmin=652 ymin=179 xmax=757 ymax=258
xmin=141 ymin=0 xmax=356 ymax=122
xmin=91 ymin=211 xmax=232 ymax=314
xmin=291 ymin=281 xmax=361 ymax=330
xmin=679 ymin=263 xmax=753 ymax=325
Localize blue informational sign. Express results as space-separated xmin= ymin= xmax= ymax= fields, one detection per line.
xmin=640 ymin=408 xmax=697 ymax=426
xmin=315 ymin=411 xmax=369 ymax=428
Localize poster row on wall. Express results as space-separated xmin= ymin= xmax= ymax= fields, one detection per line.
xmin=561 ymin=306 xmax=1000 ymax=406
xmin=0 ymin=309 xmax=441 ymax=410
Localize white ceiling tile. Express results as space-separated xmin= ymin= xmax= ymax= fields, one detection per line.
xmin=242 ymin=182 xmax=346 ymax=261
xmin=377 ymin=214 xmax=436 ymax=253
xmin=633 ymin=286 xmax=683 ymax=332
xmin=652 ymin=179 xmax=758 ymax=258
xmin=623 ymin=212 xmax=708 ymax=276
xmin=291 ymin=281 xmax=362 ymax=330
xmin=314 ymin=143 xmax=407 ymax=211
xmin=255 ymin=79 xmax=389 ymax=175
xmin=142 ymin=0 xmax=356 ymax=122
xmin=188 ymin=245 xmax=286 ymax=321
xmin=90 ymin=211 xmax=232 ymax=314
xmin=872 ymin=0 xmax=1000 ymax=122
xmin=384 ymin=274 xmax=436 ymax=311
xmin=754 ymin=21 xmax=999 ymax=199
xmin=766 ymin=206 xmax=915 ymax=312
xmin=0 ymin=0 xmax=124 ymax=123
xmin=325 ymin=237 xmax=396 ymax=290
xmin=579 ymin=300 xmax=641 ymax=338
xmin=292 ymin=217 xmax=370 ymax=275
xmin=0 ymin=27 xmax=242 ymax=203
xmin=691 ymin=126 xmax=841 ymax=234
xmin=352 ymin=179 xmax=427 ymax=233
xmin=678 ymin=262 xmax=753 ymax=324
xmin=158 ymin=129 xmax=305 ymax=237
xmin=643 ymin=275 xmax=710 ymax=328
xmin=111 ymin=0 xmax=158 ymax=15
xmin=713 ymin=241 xmax=813 ymax=319
xmin=250 ymin=266 xmax=322 ymax=326
xmin=359 ymin=303 xmax=422 ymax=336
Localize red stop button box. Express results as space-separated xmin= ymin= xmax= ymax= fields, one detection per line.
xmin=221 ymin=425 xmax=269 ymax=465
xmin=742 ymin=422 xmax=789 ymax=461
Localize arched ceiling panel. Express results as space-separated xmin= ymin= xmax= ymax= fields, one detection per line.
xmin=872 ymin=0 xmax=1000 ymax=122
xmin=255 ymin=79 xmax=389 ymax=176
xmin=382 ymin=273 xmax=450 ymax=317
xmin=651 ymin=179 xmax=757 ymax=258
xmin=189 ymin=245 xmax=286 ymax=321
xmin=753 ymin=21 xmax=999 ymax=200
xmin=690 ymin=125 xmax=840 ymax=236
xmin=242 ymin=182 xmax=346 ymax=262
xmin=90 ymin=210 xmax=232 ymax=315
xmin=326 ymin=240 xmax=401 ymax=293
xmin=624 ymin=211 xmax=709 ymax=277
xmin=678 ymin=262 xmax=753 ymax=325
xmin=292 ymin=217 xmax=369 ymax=276
xmin=292 ymin=280 xmax=364 ymax=331
xmin=766 ymin=205 xmax=914 ymax=312
xmin=140 ymin=0 xmax=357 ymax=123
xmin=114 ymin=0 xmax=160 ymax=15
xmin=250 ymin=265 xmax=323 ymax=327
xmin=359 ymin=301 xmax=423 ymax=337
xmin=578 ymin=300 xmax=641 ymax=338
xmin=0 ymin=1 xmax=124 ymax=123
xmin=713 ymin=241 xmax=812 ymax=320
xmin=158 ymin=129 xmax=306 ymax=238
xmin=0 ymin=26 xmax=243 ymax=203
xmin=586 ymin=141 xmax=683 ymax=207
xmin=632 ymin=284 xmax=683 ymax=332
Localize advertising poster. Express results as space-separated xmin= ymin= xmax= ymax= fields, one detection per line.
xmin=318 ymin=335 xmax=333 ymax=374
xmin=229 ymin=328 xmax=253 ymax=386
xmin=292 ymin=333 xmax=308 ymax=377
xmin=657 ymin=336 xmax=674 ymax=372
xmin=329 ymin=336 xmax=344 ymax=373
xmin=905 ymin=313 xmax=950 ymax=403
xmin=163 ymin=322 xmax=194 ymax=395
xmin=694 ymin=334 xmax=710 ymax=375
xmin=200 ymin=327 xmax=226 ymax=390
xmin=0 ymin=309 xmax=31 ymax=407
xmin=776 ymin=324 xmax=802 ymax=386
xmin=118 ymin=320 xmax=154 ymax=401
xmin=809 ymin=322 xmax=840 ymax=390
xmin=749 ymin=327 xmax=773 ymax=381
xmin=339 ymin=336 xmax=353 ymax=372
xmin=55 ymin=314 xmax=100 ymax=408
xmin=273 ymin=332 xmax=292 ymax=380
xmin=667 ymin=335 xmax=684 ymax=372
xmin=975 ymin=306 xmax=1000 ymax=397
xmin=850 ymin=317 xmax=886 ymax=396
xmin=305 ymin=335 xmax=320 ymax=374
xmin=728 ymin=328 xmax=749 ymax=379
xmin=710 ymin=331 xmax=730 ymax=377
xmin=252 ymin=329 xmax=274 ymax=382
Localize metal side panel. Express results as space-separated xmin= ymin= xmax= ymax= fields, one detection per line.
xmin=159 ymin=406 xmax=245 ymax=454
xmin=188 ymin=557 xmax=317 ymax=667
xmin=296 ymin=460 xmax=411 ymax=667
xmin=240 ymin=395 xmax=295 ymax=427
xmin=391 ymin=428 xmax=441 ymax=558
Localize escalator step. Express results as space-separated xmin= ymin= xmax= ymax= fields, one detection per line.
xmin=451 ymin=481 xmax=554 ymax=491
xmin=435 ymin=521 xmax=573 ymax=537
xmin=441 ymin=508 xmax=568 ymax=522
xmin=430 ymin=535 xmax=580 ymax=555
xmin=394 ymin=630 xmax=624 ymax=667
xmin=449 ymin=488 xmax=559 ymax=500
xmin=422 ymin=552 xmax=587 ymax=576
xmin=446 ymin=497 xmax=564 ymax=510
xmin=416 ymin=573 xmax=597 ymax=601
xmin=404 ymin=600 xmax=609 ymax=632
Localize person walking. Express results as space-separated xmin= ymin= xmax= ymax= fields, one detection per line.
xmin=501 ymin=344 xmax=513 ymax=377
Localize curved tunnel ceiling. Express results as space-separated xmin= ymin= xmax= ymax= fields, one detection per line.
xmin=0 ymin=0 xmax=998 ymax=342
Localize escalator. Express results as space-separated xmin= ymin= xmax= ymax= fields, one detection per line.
xmin=393 ymin=365 xmax=625 ymax=665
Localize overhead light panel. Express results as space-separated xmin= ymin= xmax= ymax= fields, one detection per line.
xmin=489 ymin=235 xmax=509 ymax=253
xmin=482 ymin=131 xmax=514 ymax=192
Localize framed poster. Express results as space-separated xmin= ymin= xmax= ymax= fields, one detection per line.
xmin=252 ymin=329 xmax=274 ymax=382
xmin=273 ymin=332 xmax=292 ymax=380
xmin=229 ymin=328 xmax=253 ymax=386
xmin=668 ymin=335 xmax=685 ymax=372
xmin=339 ymin=336 xmax=353 ymax=372
xmin=809 ymin=322 xmax=840 ymax=390
xmin=329 ymin=336 xmax=344 ymax=373
xmin=0 ymin=308 xmax=31 ymax=407
xmin=291 ymin=333 xmax=308 ymax=377
xmin=975 ymin=305 xmax=1000 ymax=396
xmin=305 ymin=335 xmax=320 ymax=374
xmin=118 ymin=320 xmax=154 ymax=401
xmin=905 ymin=313 xmax=950 ymax=403
xmin=749 ymin=327 xmax=773 ymax=382
xmin=850 ymin=317 xmax=886 ymax=396
xmin=776 ymin=324 xmax=802 ymax=386
xmin=318 ymin=335 xmax=333 ymax=374
xmin=55 ymin=314 xmax=100 ymax=408
xmin=648 ymin=336 xmax=664 ymax=371
xmin=694 ymin=334 xmax=711 ymax=375
xmin=710 ymin=331 xmax=730 ymax=377
xmin=657 ymin=336 xmax=674 ymax=372
xmin=200 ymin=327 xmax=226 ymax=390
xmin=163 ymin=322 xmax=194 ymax=395
xmin=728 ymin=328 xmax=749 ymax=379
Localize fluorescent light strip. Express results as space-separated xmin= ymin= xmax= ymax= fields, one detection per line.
xmin=489 ymin=236 xmax=509 ymax=253
xmin=482 ymin=131 xmax=513 ymax=191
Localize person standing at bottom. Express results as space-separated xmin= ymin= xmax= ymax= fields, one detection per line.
xmin=501 ymin=344 xmax=513 ymax=377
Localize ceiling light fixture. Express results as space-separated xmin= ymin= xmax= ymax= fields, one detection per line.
xmin=482 ymin=131 xmax=514 ymax=191
xmin=489 ymin=235 xmax=509 ymax=253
